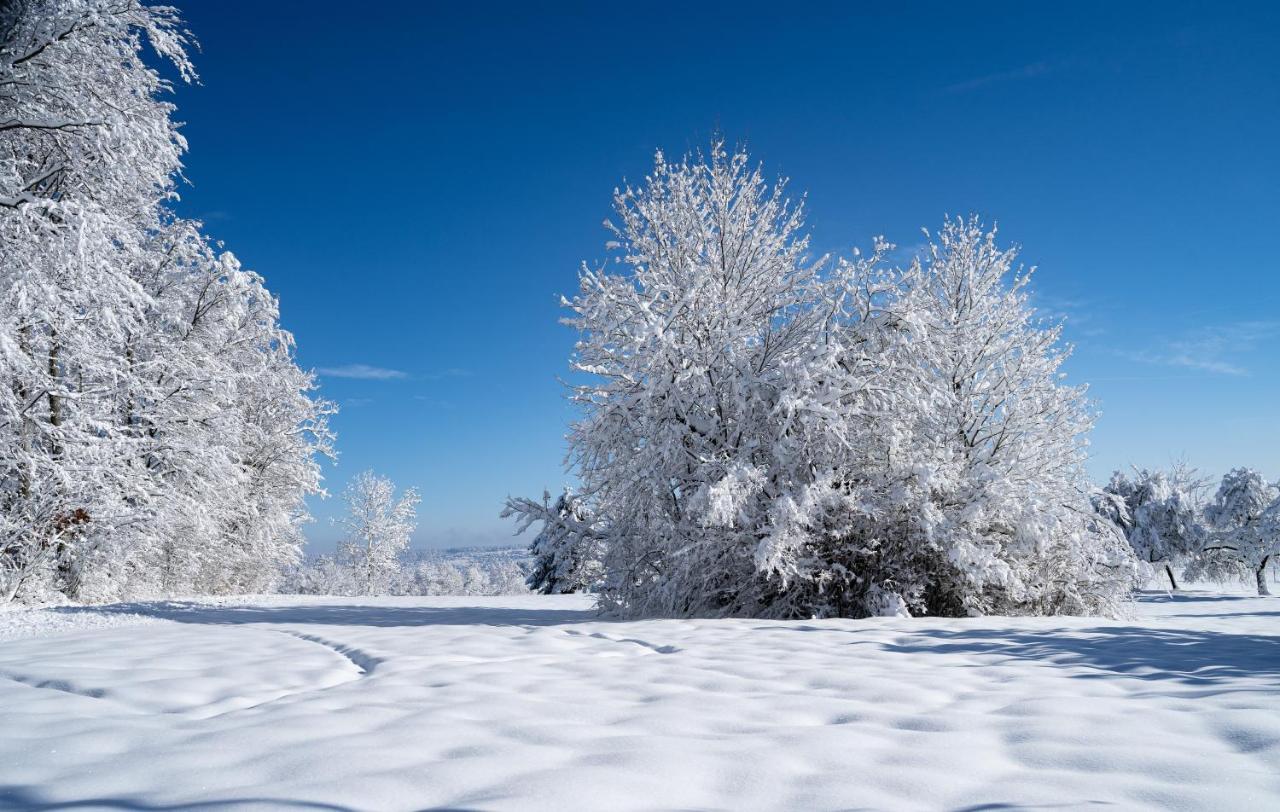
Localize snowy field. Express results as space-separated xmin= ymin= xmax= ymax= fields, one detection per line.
xmin=2 ymin=590 xmax=1277 ymax=811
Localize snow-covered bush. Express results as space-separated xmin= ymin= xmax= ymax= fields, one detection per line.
xmin=1189 ymin=468 xmax=1279 ymax=595
xmin=335 ymin=472 xmax=420 ymax=596
xmin=1102 ymin=466 xmax=1206 ymax=589
xmin=507 ymin=143 xmax=1139 ymax=619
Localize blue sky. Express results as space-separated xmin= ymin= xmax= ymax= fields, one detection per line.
xmin=168 ymin=1 xmax=1278 ymax=551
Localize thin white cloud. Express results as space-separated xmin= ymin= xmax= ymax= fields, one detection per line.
xmin=1121 ymin=321 xmax=1278 ymax=377
xmin=946 ymin=61 xmax=1050 ymax=94
xmin=317 ymin=364 xmax=408 ymax=380
xmin=412 ymin=395 xmax=454 ymax=408
xmin=1122 ymin=350 xmax=1246 ymax=376
xmin=1031 ymin=293 xmax=1094 ymax=326
xmin=885 ymin=241 xmax=928 ymax=266
xmin=421 ymin=368 xmax=474 ymax=381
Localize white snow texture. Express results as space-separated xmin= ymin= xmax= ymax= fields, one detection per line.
xmin=1 ymin=589 xmax=1277 ymax=810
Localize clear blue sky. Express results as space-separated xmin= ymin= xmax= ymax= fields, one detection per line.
xmin=168 ymin=1 xmax=1279 ymax=552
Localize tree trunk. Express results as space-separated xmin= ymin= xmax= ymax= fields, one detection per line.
xmin=1164 ymin=564 xmax=1178 ymax=591
xmin=47 ymin=334 xmax=61 ymax=438
xmin=1257 ymin=556 xmax=1271 ymax=596
xmin=16 ymin=325 xmax=32 ymax=498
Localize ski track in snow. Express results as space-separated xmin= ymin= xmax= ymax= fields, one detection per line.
xmin=0 ymin=590 xmax=1277 ymax=811
xmin=562 ymin=628 xmax=681 ymax=654
xmin=0 ymin=671 xmax=108 ymax=700
xmin=276 ymin=629 xmax=384 ymax=675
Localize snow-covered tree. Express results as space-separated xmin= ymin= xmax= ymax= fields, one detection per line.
xmin=504 ymin=489 xmax=603 ymax=594
xmin=336 ymin=471 xmax=419 ymax=595
xmin=1190 ymin=468 xmax=1279 ymax=595
xmin=1 ymin=0 xmax=192 ymax=602
xmin=201 ymin=254 xmax=335 ymax=593
xmin=762 ymin=218 xmax=1138 ymax=617
xmin=504 ymin=141 xmax=861 ymax=617
xmin=1 ymin=1 xmax=333 ymax=603
xmin=1103 ymin=466 xmax=1206 ymax=590
xmin=1 ymin=0 xmax=193 ymax=212
xmin=507 ymin=144 xmax=1137 ymax=619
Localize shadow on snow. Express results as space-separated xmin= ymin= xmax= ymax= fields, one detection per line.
xmin=47 ymin=601 xmax=598 ymax=629
xmin=1135 ymin=590 xmax=1264 ymax=605
xmin=45 ymin=591 xmax=1279 ymax=690
xmin=0 ymin=788 xmax=490 ymax=812
xmin=0 ymin=788 xmax=347 ymax=812
xmin=871 ymin=625 xmax=1280 ymax=688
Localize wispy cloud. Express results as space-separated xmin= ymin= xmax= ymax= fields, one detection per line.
xmin=413 ymin=395 xmax=454 ymax=408
xmin=421 ymin=368 xmax=473 ymax=381
xmin=1123 ymin=351 xmax=1246 ymax=376
xmin=884 ymin=241 xmax=928 ymax=267
xmin=1032 ymin=293 xmax=1092 ymax=325
xmin=1121 ymin=321 xmax=1278 ymax=377
xmin=315 ymin=365 xmax=472 ymax=382
xmin=1030 ymin=293 xmax=1110 ymax=340
xmin=946 ymin=61 xmax=1050 ymax=94
xmin=317 ymin=363 xmax=408 ymax=380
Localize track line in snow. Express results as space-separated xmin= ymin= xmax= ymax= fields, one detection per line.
xmin=0 ymin=671 xmax=153 ymax=716
xmin=186 ymin=632 xmax=384 ymax=719
xmin=562 ymin=629 xmax=680 ymax=654
xmin=0 ymin=671 xmax=107 ymax=700
xmin=273 ymin=630 xmax=383 ymax=675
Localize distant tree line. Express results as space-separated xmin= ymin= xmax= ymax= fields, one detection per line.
xmin=282 ymin=551 xmax=531 ymax=598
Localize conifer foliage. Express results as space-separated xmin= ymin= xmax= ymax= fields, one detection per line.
xmin=503 ymin=489 xmax=602 ymax=594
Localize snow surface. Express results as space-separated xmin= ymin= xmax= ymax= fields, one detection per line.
xmin=1 ymin=590 xmax=1277 ymax=811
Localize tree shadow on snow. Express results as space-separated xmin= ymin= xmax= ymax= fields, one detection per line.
xmin=1132 ymin=590 xmax=1280 ymax=619
xmin=1135 ymin=591 xmax=1262 ymax=605
xmin=872 ymin=625 xmax=1280 ymax=688
xmin=947 ymin=799 xmax=1116 ymax=804
xmin=47 ymin=601 xmax=599 ymax=629
xmin=0 ymin=790 xmax=487 ymax=812
xmin=1158 ymin=610 xmax=1280 ymax=620
xmin=0 ymin=788 xmax=354 ymax=812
